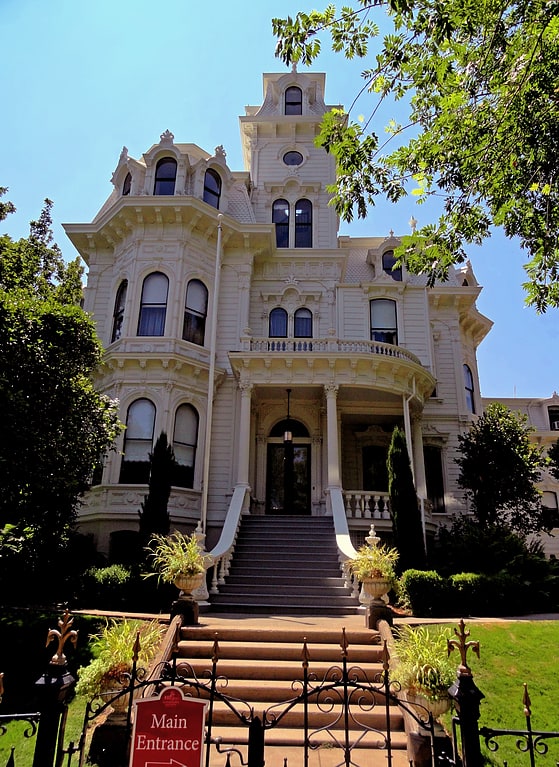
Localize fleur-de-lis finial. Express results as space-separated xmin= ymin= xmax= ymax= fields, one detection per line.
xmin=46 ymin=610 xmax=78 ymax=666
xmin=447 ymin=619 xmax=480 ymax=677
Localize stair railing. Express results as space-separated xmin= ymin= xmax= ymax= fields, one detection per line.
xmin=206 ymin=484 xmax=250 ymax=595
xmin=328 ymin=486 xmax=360 ymax=598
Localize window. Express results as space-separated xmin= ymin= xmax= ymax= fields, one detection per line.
xmin=153 ymin=158 xmax=177 ymax=195
xmin=370 ymin=299 xmax=398 ymax=345
xmin=183 ymin=279 xmax=208 ymax=346
xmin=294 ymin=308 xmax=312 ymax=338
xmin=548 ymin=407 xmax=559 ymax=430
xmin=203 ymin=169 xmax=221 ymax=209
xmin=269 ymin=307 xmax=288 ymax=337
xmin=463 ymin=364 xmax=476 ymax=414
xmin=272 ymin=199 xmax=290 ymax=248
xmin=111 ymin=280 xmax=127 ymax=342
xmin=382 ymin=250 xmax=402 ymax=281
xmin=138 ymin=272 xmax=168 ymax=336
xmin=285 ymin=86 xmax=302 ymax=115
xmin=295 ymin=199 xmax=312 ymax=247
xmin=119 ymin=399 xmax=155 ymax=483
xmin=173 ymin=404 xmax=198 ymax=488
xmin=122 ymin=172 xmax=132 ymax=196
xmin=424 ymin=446 xmax=446 ymax=513
xmin=283 ymin=151 xmax=303 ymax=166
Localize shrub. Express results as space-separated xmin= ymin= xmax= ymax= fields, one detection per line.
xmin=449 ymin=573 xmax=489 ymax=616
xmin=80 ymin=564 xmax=132 ymax=609
xmin=398 ymin=570 xmax=450 ymax=617
xmin=75 ymin=618 xmax=164 ymax=700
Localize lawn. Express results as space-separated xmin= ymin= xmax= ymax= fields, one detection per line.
xmin=438 ymin=620 xmax=559 ymax=767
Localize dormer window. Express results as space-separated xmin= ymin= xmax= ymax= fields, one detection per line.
xmin=122 ymin=172 xmax=132 ymax=196
xmin=548 ymin=407 xmax=559 ymax=430
xmin=203 ymin=169 xmax=222 ymax=209
xmin=382 ymin=250 xmax=402 ymax=281
xmin=154 ymin=158 xmax=177 ymax=195
xmin=285 ymin=86 xmax=302 ymax=115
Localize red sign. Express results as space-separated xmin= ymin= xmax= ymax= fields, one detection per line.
xmin=129 ymin=686 xmax=208 ymax=767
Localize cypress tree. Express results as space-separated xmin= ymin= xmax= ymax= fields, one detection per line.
xmin=138 ymin=431 xmax=176 ymax=543
xmin=387 ymin=426 xmax=426 ymax=572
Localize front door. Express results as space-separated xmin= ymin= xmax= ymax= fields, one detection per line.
xmin=266 ymin=442 xmax=311 ymax=515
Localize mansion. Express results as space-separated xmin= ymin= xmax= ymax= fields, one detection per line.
xmin=64 ymin=69 xmax=559 ymax=562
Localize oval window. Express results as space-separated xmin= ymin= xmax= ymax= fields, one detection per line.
xmin=283 ymin=151 xmax=303 ymax=166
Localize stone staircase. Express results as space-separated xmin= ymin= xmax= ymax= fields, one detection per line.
xmin=177 ymin=620 xmax=409 ymax=767
xmin=209 ymin=516 xmax=361 ymax=616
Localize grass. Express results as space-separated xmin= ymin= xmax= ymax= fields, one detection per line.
xmin=437 ymin=620 xmax=559 ymax=767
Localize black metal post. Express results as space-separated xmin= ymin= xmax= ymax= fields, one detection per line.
xmin=32 ymin=662 xmax=75 ymax=767
xmin=447 ymin=621 xmax=484 ymax=767
xmin=247 ymin=715 xmax=264 ymax=767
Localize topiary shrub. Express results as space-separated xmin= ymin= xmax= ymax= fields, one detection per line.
xmin=398 ymin=570 xmax=450 ymax=617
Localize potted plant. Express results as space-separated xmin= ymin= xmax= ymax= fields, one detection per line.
xmin=75 ymin=618 xmax=163 ymax=707
xmin=391 ymin=624 xmax=456 ymax=719
xmin=347 ymin=542 xmax=399 ymax=604
xmin=145 ymin=530 xmax=211 ymax=597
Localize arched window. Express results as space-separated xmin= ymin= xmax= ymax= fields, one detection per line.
xmin=285 ymin=86 xmax=302 ymax=115
xmin=203 ymin=169 xmax=221 ymax=208
xmin=111 ymin=280 xmax=127 ymax=342
xmin=173 ymin=404 xmax=199 ymax=488
xmin=463 ymin=364 xmax=476 ymax=413
xmin=382 ymin=250 xmax=402 ymax=281
xmin=295 ymin=199 xmax=312 ymax=247
xmin=183 ymin=279 xmax=208 ymax=346
xmin=119 ymin=399 xmax=155 ymax=483
xmin=370 ymin=299 xmax=398 ymax=345
xmin=294 ymin=308 xmax=312 ymax=338
xmin=548 ymin=406 xmax=559 ymax=430
xmin=153 ymin=158 xmax=177 ymax=195
xmin=138 ymin=272 xmax=168 ymax=336
xmin=269 ymin=307 xmax=288 ymax=337
xmin=122 ymin=172 xmax=132 ymax=196
xmin=272 ymin=199 xmax=290 ymax=248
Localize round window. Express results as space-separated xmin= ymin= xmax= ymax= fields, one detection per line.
xmin=283 ymin=151 xmax=304 ymax=166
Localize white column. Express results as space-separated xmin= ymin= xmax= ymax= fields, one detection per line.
xmin=325 ymin=384 xmax=341 ymax=488
xmin=237 ymin=382 xmax=253 ymax=487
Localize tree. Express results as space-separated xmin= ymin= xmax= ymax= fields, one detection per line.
xmin=0 ymin=189 xmax=122 ymax=583
xmin=455 ymin=402 xmax=545 ymax=534
xmin=273 ymin=1 xmax=559 ymax=311
xmin=387 ymin=425 xmax=426 ymax=571
xmin=138 ymin=431 xmax=177 ymax=544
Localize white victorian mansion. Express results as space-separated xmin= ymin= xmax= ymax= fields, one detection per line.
xmin=64 ymin=68 xmax=559 ymax=581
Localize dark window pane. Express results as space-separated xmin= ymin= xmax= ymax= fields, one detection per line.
xmin=203 ymin=169 xmax=221 ymax=208
xmin=283 ymin=151 xmax=303 ymax=166
xmin=382 ymin=250 xmax=402 ymax=281
xmin=294 ymin=308 xmax=312 ymax=338
xmin=111 ymin=280 xmax=127 ymax=342
xmin=295 ymin=199 xmax=312 ymax=247
xmin=154 ymin=158 xmax=177 ymax=195
xmin=269 ymin=308 xmax=288 ymax=337
xmin=285 ymin=86 xmax=302 ymax=115
xmin=122 ymin=173 xmax=131 ymax=196
xmin=273 ymin=199 xmax=290 ymax=248
xmin=424 ymin=446 xmax=446 ymax=513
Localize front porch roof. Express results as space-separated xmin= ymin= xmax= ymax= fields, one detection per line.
xmin=229 ymin=339 xmax=436 ymax=401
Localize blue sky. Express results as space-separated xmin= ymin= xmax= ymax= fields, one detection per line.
xmin=1 ymin=0 xmax=557 ymax=398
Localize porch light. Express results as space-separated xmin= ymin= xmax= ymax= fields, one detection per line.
xmin=284 ymin=388 xmax=293 ymax=444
